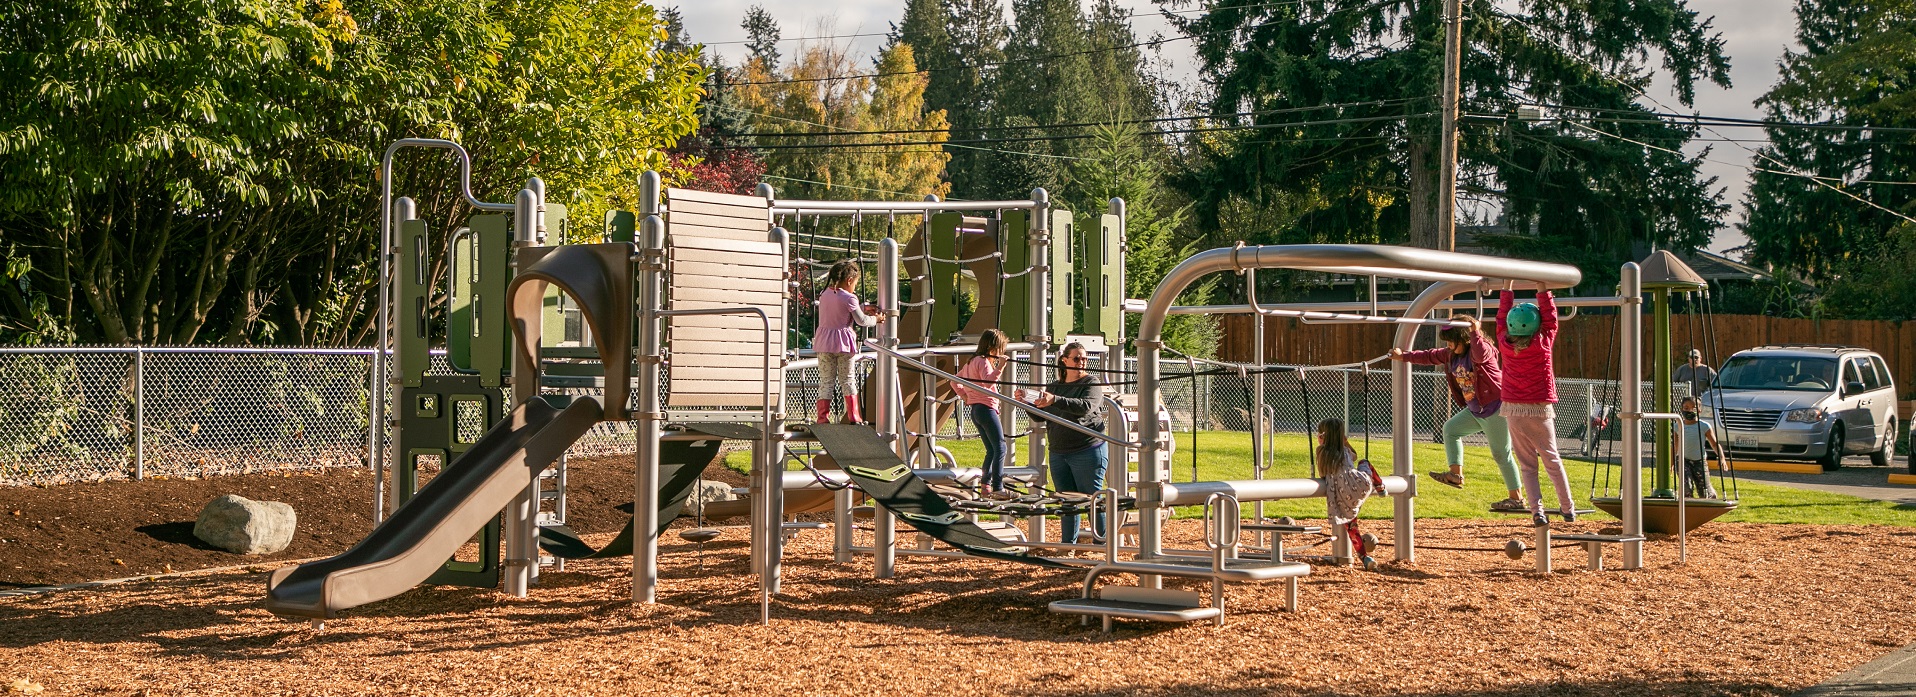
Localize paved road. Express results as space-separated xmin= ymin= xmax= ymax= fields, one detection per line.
xmin=1729 ymin=453 xmax=1916 ymax=506
xmin=1796 ymin=641 xmax=1916 ymax=696
xmin=1556 ymin=434 xmax=1916 ymax=505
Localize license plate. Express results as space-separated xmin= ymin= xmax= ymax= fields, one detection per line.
xmin=1733 ymin=436 xmax=1757 ymax=449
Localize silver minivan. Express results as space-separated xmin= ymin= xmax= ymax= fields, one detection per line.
xmin=1698 ymin=345 xmax=1899 ymax=471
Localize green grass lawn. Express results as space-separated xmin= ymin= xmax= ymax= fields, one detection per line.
xmin=726 ymin=430 xmax=1916 ymax=526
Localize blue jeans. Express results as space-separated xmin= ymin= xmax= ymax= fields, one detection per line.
xmin=1049 ymin=444 xmax=1108 ymax=543
xmin=969 ymin=404 xmax=1005 ymax=489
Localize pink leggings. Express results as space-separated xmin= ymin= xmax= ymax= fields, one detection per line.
xmin=1504 ymin=403 xmax=1574 ymax=516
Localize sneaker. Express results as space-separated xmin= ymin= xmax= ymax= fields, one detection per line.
xmin=1704 ymin=489 xmax=1720 ymax=500
xmin=1490 ymin=498 xmax=1526 ymax=512
xmin=1361 ymin=556 xmax=1377 ymax=571
xmin=1531 ymin=513 xmax=1550 ymax=527
xmin=1561 ymin=508 xmax=1578 ymax=523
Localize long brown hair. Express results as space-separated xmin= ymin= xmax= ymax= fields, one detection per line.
xmin=974 ymin=328 xmax=1008 ymax=359
xmin=1315 ymin=418 xmax=1354 ymax=477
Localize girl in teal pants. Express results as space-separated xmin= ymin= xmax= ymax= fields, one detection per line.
xmin=1390 ymin=315 xmax=1524 ymax=511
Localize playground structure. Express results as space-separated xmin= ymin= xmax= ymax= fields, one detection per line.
xmin=264 ymin=138 xmax=1709 ymax=629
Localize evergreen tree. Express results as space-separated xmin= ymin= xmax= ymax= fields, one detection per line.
xmin=661 ymin=6 xmax=690 ymax=53
xmin=1075 ymin=124 xmax=1216 ymax=355
xmin=1743 ymin=0 xmax=1916 ymax=294
xmin=1173 ymin=0 xmax=1731 ymax=283
xmin=743 ymin=5 xmax=782 ymax=71
xmin=934 ymin=0 xmax=1011 ymax=198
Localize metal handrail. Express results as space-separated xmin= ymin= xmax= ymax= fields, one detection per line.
xmin=862 ymin=340 xmax=1137 ymax=449
xmin=1638 ymin=410 xmax=1689 ymax=562
xmin=773 ymin=199 xmax=1042 ymax=215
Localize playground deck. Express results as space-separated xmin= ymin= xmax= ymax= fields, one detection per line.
xmin=1 ymin=518 xmax=1911 ymax=695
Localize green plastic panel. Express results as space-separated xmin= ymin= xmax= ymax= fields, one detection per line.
xmin=927 ymin=212 xmax=961 ymax=344
xmin=1049 ymin=209 xmax=1074 ymax=341
xmin=1084 ymin=213 xmax=1124 ymax=343
xmin=448 ymin=228 xmax=475 ymax=371
xmin=398 ymin=219 xmax=431 ymax=387
xmin=544 ymin=203 xmax=569 ymax=243
xmin=469 ymin=214 xmax=511 ymax=387
xmin=395 ymin=376 xmax=506 ymax=588
xmin=541 ymin=203 xmax=572 ymax=345
xmin=605 ymin=209 xmax=635 ymax=243
xmin=999 ymin=210 xmax=1031 ymax=340
xmin=543 ymin=286 xmax=567 ymax=346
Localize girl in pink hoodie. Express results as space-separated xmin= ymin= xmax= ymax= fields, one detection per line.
xmin=952 ymin=329 xmax=1011 ymax=494
xmin=1498 ymin=281 xmax=1576 ymax=526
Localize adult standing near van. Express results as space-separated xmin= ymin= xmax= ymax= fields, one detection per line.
xmin=1675 ymin=349 xmax=1717 ymax=396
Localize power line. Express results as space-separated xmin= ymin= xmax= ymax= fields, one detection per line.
xmin=1484 ymin=107 xmax=1916 ymax=136
xmin=751 ymin=134 xmax=1396 ymax=157
xmin=1563 ymin=122 xmax=1916 ymax=194
xmin=739 ymin=99 xmax=1421 ymax=139
xmin=716 ymin=104 xmax=1098 ymax=161
xmin=727 ymin=113 xmax=1431 ymax=150
xmin=758 ymin=174 xmax=933 ymax=198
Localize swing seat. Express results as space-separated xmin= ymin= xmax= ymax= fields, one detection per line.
xmin=678 ymin=528 xmax=722 ymax=544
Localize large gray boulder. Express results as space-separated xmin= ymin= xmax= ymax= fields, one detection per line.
xmin=193 ymin=494 xmax=296 ymax=555
xmin=687 ymin=479 xmax=738 ymax=516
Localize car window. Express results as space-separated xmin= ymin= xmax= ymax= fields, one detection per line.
xmin=1869 ymin=356 xmax=1893 ymax=392
xmin=1844 ymin=360 xmax=1866 ymax=393
xmin=1718 ymin=355 xmax=1839 ymax=392
xmin=1854 ymin=359 xmax=1881 ymax=392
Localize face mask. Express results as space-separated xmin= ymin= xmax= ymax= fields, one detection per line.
xmin=1681 ymin=411 xmax=1698 ymax=420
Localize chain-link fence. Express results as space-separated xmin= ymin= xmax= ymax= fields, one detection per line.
xmin=890 ymin=356 xmax=1675 ymax=455
xmin=0 ymin=348 xmax=375 ymax=485
xmin=0 ymin=347 xmax=665 ymax=485
xmin=3 ymin=345 xmax=1677 ymax=485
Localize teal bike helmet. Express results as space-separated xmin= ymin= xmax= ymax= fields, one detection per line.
xmin=1505 ymin=302 xmax=1542 ymax=338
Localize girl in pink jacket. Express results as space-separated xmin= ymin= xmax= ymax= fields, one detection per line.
xmin=1498 ymin=281 xmax=1576 ymax=526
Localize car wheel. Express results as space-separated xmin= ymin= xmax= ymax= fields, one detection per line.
xmin=1821 ymin=423 xmax=1846 ymax=471
xmin=1870 ymin=418 xmax=1895 ymax=468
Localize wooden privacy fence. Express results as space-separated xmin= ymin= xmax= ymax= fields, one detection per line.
xmin=1218 ymin=313 xmax=1915 ymax=399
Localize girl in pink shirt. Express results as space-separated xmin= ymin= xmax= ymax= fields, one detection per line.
xmin=951 ymin=329 xmax=1011 ymax=494
xmin=813 ymin=261 xmax=881 ymax=423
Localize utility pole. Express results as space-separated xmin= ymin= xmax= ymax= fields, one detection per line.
xmin=1437 ymin=0 xmax=1464 ymax=252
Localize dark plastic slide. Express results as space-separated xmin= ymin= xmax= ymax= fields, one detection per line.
xmin=265 ymin=396 xmax=603 ymax=619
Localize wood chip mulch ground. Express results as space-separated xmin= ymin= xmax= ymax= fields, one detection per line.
xmin=0 ymin=516 xmax=1912 ymax=695
xmin=0 ymin=453 xmax=727 ymax=588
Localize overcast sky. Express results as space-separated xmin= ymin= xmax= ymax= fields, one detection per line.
xmin=681 ymin=0 xmax=1802 ymax=255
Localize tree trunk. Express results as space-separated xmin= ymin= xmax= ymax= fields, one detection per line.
xmin=1407 ymin=136 xmax=1441 ymax=250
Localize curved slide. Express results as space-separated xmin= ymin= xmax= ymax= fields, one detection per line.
xmin=266 ymin=396 xmax=603 ymax=619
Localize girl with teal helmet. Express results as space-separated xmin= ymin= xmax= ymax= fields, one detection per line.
xmin=1504 ymin=302 xmax=1542 ymax=338
xmin=1498 ymin=281 xmax=1575 ymax=527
